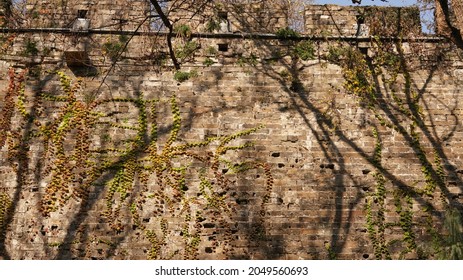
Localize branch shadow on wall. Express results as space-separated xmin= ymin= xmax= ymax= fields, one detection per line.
xmin=244 ymin=33 xmax=463 ymax=259
xmin=0 ymin=65 xmax=64 ymax=259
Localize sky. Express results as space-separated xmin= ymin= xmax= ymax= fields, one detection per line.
xmin=314 ymin=0 xmax=420 ymax=6
xmin=314 ymin=0 xmax=435 ymax=33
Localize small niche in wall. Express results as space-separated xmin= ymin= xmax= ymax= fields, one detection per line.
xmin=217 ymin=11 xmax=231 ymax=32
xmin=72 ymin=10 xmax=90 ymax=31
xmin=218 ymin=43 xmax=228 ymax=52
xmin=356 ymin=14 xmax=369 ymax=36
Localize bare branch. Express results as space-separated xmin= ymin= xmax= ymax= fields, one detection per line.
xmin=149 ymin=0 xmax=180 ymax=69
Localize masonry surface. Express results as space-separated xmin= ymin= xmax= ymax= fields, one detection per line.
xmin=0 ymin=1 xmax=463 ymax=259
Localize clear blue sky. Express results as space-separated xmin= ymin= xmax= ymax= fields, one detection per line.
xmin=314 ymin=0 xmax=434 ymax=33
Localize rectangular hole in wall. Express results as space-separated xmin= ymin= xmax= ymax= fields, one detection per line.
xmin=77 ymin=9 xmax=88 ymax=19
xmin=359 ymin=47 xmax=368 ymax=56
xmin=218 ymin=11 xmax=228 ymax=20
xmin=218 ymin=43 xmax=228 ymax=52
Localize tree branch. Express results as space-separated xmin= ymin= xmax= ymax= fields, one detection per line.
xmin=149 ymin=0 xmax=180 ymax=69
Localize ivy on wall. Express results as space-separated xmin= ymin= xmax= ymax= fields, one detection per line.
xmin=1 ymin=7 xmax=462 ymax=259
xmin=329 ymin=37 xmax=461 ymax=259
xmin=1 ymin=69 xmax=272 ymax=259
xmin=365 ymin=127 xmax=391 ymax=259
xmin=0 ymin=191 xmax=11 ymax=237
xmin=1 ymin=68 xmax=26 ymax=149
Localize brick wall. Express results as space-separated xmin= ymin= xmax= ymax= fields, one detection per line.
xmin=304 ymin=5 xmax=421 ymax=36
xmin=25 ymin=0 xmax=150 ymax=30
xmin=169 ymin=0 xmax=288 ymax=34
xmin=0 ymin=2 xmax=462 ymax=260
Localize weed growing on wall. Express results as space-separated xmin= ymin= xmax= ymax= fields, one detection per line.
xmin=275 ymin=27 xmax=300 ymax=39
xmin=174 ymin=24 xmax=192 ymax=38
xmin=203 ymin=57 xmax=215 ymax=67
xmin=175 ymin=41 xmax=199 ymax=61
xmin=22 ymin=39 xmax=39 ymax=56
xmin=174 ymin=70 xmax=198 ymax=82
xmin=293 ymin=40 xmax=315 ymax=61
xmin=102 ymin=35 xmax=128 ymax=61
xmin=439 ymin=208 xmax=463 ymax=259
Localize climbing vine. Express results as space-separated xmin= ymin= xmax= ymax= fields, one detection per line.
xmin=102 ymin=35 xmax=128 ymax=61
xmin=393 ymin=188 xmax=417 ymax=257
xmin=0 ymin=68 xmax=26 ymax=149
xmin=0 ymin=34 xmax=15 ymax=54
xmin=334 ymin=37 xmax=455 ymax=258
xmin=10 ymin=71 xmax=273 ymax=259
xmin=365 ymin=127 xmax=390 ymax=259
xmin=124 ymin=96 xmax=273 ymax=259
xmin=0 ymin=191 xmax=12 ymax=237
xmin=38 ymin=72 xmax=99 ymax=215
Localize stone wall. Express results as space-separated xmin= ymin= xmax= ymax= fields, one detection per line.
xmin=1 ymin=2 xmax=463 ymax=260
xmin=25 ymin=0 xmax=150 ymax=30
xmin=304 ymin=5 xmax=422 ymax=36
xmin=169 ymin=0 xmax=288 ymax=34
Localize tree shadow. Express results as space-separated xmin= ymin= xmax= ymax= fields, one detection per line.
xmin=228 ymin=29 xmax=463 ymax=258
xmin=3 ymin=2 xmax=463 ymax=259
xmin=0 ymin=65 xmax=63 ymax=259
